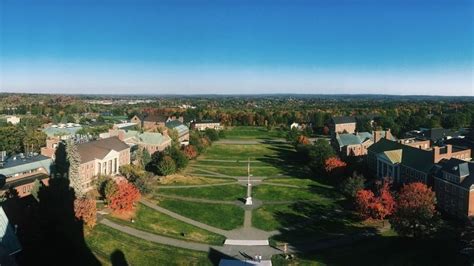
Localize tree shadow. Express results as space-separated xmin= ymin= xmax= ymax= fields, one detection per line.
xmin=12 ymin=177 xmax=100 ymax=266
xmin=111 ymin=249 xmax=128 ymax=266
xmin=208 ymin=247 xmax=235 ymax=266
xmin=258 ymin=143 xmax=312 ymax=179
xmin=270 ymin=200 xmax=377 ymax=253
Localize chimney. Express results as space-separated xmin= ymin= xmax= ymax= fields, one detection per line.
xmin=117 ymin=130 xmax=125 ymax=141
xmin=433 ymin=146 xmax=442 ymax=163
xmin=373 ymin=131 xmax=382 ymax=143
xmin=385 ymin=129 xmax=392 ymax=140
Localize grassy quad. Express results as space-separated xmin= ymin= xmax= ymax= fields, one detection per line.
xmin=86 ymin=224 xmax=212 ymax=266
xmin=222 ymin=126 xmax=286 ymax=139
xmin=157 ymin=198 xmax=245 ymax=230
xmin=108 ymin=203 xmax=226 ymax=245
xmin=155 ymin=174 xmax=235 ymax=186
xmin=155 ymin=184 xmax=246 ymax=201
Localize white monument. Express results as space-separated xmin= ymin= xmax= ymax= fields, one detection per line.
xmin=245 ymin=158 xmax=253 ymax=205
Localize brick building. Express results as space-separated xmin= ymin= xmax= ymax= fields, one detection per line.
xmin=77 ymin=137 xmax=130 ymax=192
xmin=335 ymin=130 xmax=395 ymax=157
xmin=101 ymin=129 xmax=172 ymax=155
xmin=367 ymin=138 xmax=471 ymax=185
xmin=433 ymin=158 xmax=474 ymax=219
xmin=0 ymin=153 xmax=51 ymax=198
xmin=330 ymin=116 xmax=356 ymax=135
xmin=166 ymin=120 xmax=190 ymax=146
xmin=131 ymin=114 xmax=183 ymax=131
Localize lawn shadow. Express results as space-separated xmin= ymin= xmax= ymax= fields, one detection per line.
xmin=111 ymin=249 xmax=129 ymax=266
xmin=208 ymin=247 xmax=236 ymax=266
xmin=271 ymin=200 xmax=376 ymax=253
xmin=258 ymin=143 xmax=311 ymax=179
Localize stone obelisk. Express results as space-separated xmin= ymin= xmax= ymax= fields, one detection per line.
xmin=245 ymin=158 xmax=253 ymax=205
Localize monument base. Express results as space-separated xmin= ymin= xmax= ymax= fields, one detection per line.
xmin=245 ymin=196 xmax=253 ymax=205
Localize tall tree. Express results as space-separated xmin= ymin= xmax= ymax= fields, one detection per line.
xmin=74 ymin=197 xmax=97 ymax=228
xmin=390 ymin=182 xmax=438 ymax=237
xmin=65 ymin=139 xmax=86 ymax=197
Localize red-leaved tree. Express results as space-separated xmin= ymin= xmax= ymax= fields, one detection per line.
xmin=355 ymin=179 xmax=395 ymax=222
xmin=355 ymin=189 xmax=375 ymax=218
xmin=107 ymin=181 xmax=141 ymax=213
xmin=390 ymin=182 xmax=437 ymax=237
xmin=297 ymin=135 xmax=311 ymax=145
xmin=74 ymin=197 xmax=97 ymax=228
xmin=324 ymin=156 xmax=347 ymax=174
xmin=183 ymin=145 xmax=198 ymax=159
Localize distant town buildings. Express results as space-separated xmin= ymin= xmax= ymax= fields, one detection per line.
xmin=1 ymin=115 xmax=21 ymax=125
xmin=191 ymin=119 xmax=222 ymax=131
xmin=0 ymin=152 xmax=51 ymax=198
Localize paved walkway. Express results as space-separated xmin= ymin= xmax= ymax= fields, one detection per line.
xmin=101 ymin=218 xmax=212 ymax=252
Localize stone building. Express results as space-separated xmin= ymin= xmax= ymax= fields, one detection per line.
xmin=330 ymin=116 xmax=356 ymax=135
xmin=190 ymin=119 xmax=221 ymax=131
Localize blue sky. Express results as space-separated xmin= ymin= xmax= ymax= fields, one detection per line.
xmin=1 ymin=0 xmax=473 ymax=95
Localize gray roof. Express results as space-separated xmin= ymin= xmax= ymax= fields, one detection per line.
xmin=435 ymin=158 xmax=474 ymax=189
xmin=0 ymin=154 xmax=52 ymax=177
xmin=0 ymin=207 xmax=22 ymax=256
xmin=43 ymin=126 xmax=82 ymax=137
xmin=332 ymin=116 xmax=356 ymax=124
xmin=77 ymin=137 xmax=130 ymax=163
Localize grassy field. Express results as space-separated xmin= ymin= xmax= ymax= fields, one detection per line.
xmin=198 ymin=143 xmax=283 ymax=160
xmin=188 ymin=165 xmax=286 ymax=177
xmin=156 ymin=184 xmax=246 ymax=201
xmin=157 ymin=198 xmax=245 ymax=230
xmin=253 ymin=184 xmax=342 ymax=202
xmin=155 ymin=174 xmax=235 ymax=186
xmin=86 ymin=224 xmax=212 ymax=266
xmin=223 ymin=126 xmax=286 ymax=139
xmin=109 ymin=204 xmax=226 ymax=245
xmin=263 ymin=178 xmax=330 ymax=188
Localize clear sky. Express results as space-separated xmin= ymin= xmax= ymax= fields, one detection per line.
xmin=0 ymin=0 xmax=473 ymax=95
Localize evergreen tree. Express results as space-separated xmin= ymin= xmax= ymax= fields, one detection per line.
xmin=31 ymin=178 xmax=43 ymax=201
xmin=65 ymin=139 xmax=85 ymax=197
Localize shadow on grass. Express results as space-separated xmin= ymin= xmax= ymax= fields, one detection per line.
xmin=258 ymin=143 xmax=312 ymax=179
xmin=270 ymin=200 xmax=376 ymax=252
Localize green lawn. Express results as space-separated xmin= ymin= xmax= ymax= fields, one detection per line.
xmin=157 ymin=198 xmax=245 ymax=230
xmin=223 ymin=126 xmax=286 ymax=139
xmin=253 ymin=204 xmax=304 ymax=231
xmin=109 ymin=203 xmax=226 ymax=245
xmin=156 ymin=184 xmax=246 ymax=201
xmin=253 ymin=184 xmax=341 ymax=202
xmin=86 ymin=224 xmax=212 ymax=266
xmin=263 ymin=178 xmax=329 ymax=188
xmin=188 ymin=165 xmax=285 ymax=177
xmin=155 ymin=175 xmax=235 ymax=186
xmin=199 ymin=143 xmax=282 ymax=160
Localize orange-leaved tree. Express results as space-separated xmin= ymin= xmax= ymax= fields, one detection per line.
xmin=107 ymin=181 xmax=141 ymax=213
xmin=74 ymin=197 xmax=97 ymax=228
xmin=355 ymin=179 xmax=395 ymax=222
xmin=324 ymin=156 xmax=347 ymax=174
xmin=390 ymin=182 xmax=437 ymax=237
xmin=297 ymin=135 xmax=311 ymax=145
xmin=183 ymin=145 xmax=198 ymax=159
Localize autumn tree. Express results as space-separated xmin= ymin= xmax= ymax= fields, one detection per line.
xmin=107 ymin=181 xmax=141 ymax=213
xmin=355 ymin=189 xmax=375 ymax=218
xmin=324 ymin=156 xmax=347 ymax=174
xmin=308 ymin=139 xmax=335 ymax=174
xmin=74 ymin=197 xmax=97 ymax=228
xmin=297 ymin=135 xmax=311 ymax=145
xmin=390 ymin=182 xmax=438 ymax=237
xmin=183 ymin=145 xmax=198 ymax=159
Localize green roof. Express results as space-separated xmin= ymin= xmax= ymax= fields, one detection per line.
xmin=336 ymin=132 xmax=373 ymax=147
xmin=166 ymin=121 xmax=189 ymax=136
xmin=43 ymin=126 xmax=82 ymax=137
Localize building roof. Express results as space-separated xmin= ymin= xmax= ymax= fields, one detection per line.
xmin=195 ymin=119 xmax=220 ymax=124
xmin=165 ymin=120 xmax=189 ymax=136
xmin=77 ymin=137 xmax=130 ymax=163
xmin=43 ymin=126 xmax=82 ymax=137
xmin=435 ymin=158 xmax=474 ymax=189
xmin=380 ymin=149 xmax=403 ymax=164
xmin=336 ymin=132 xmax=373 ymax=147
xmin=331 ymin=116 xmax=356 ymax=124
xmin=123 ymin=130 xmax=172 ymax=146
xmin=369 ymin=138 xmax=435 ymax=173
xmin=0 ymin=154 xmax=52 ymax=177
xmin=0 ymin=207 xmax=22 ymax=256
